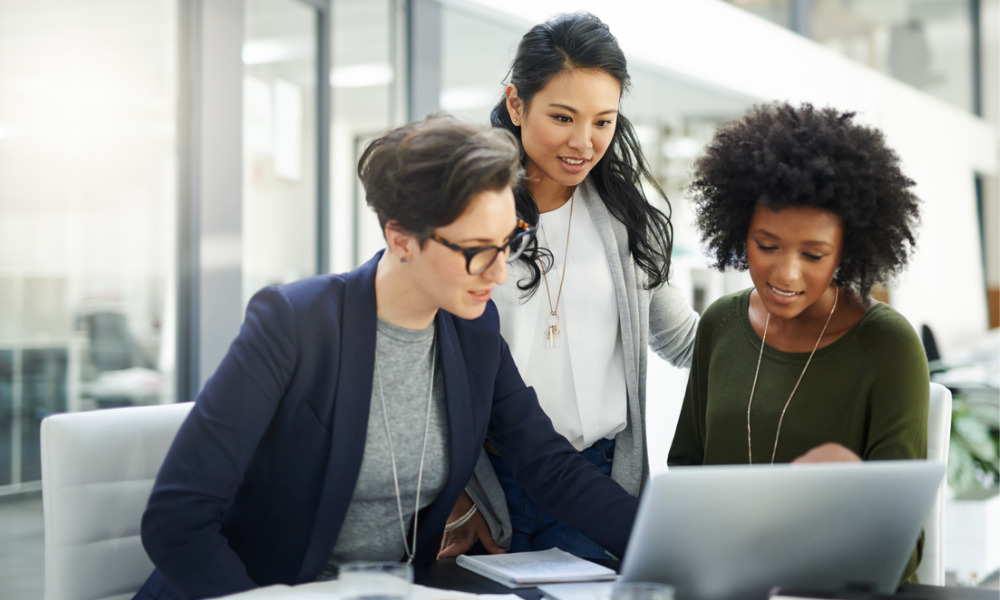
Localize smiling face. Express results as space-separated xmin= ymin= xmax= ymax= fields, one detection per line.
xmin=406 ymin=186 xmax=517 ymax=321
xmin=507 ymin=68 xmax=621 ymax=210
xmin=746 ymin=205 xmax=844 ymax=322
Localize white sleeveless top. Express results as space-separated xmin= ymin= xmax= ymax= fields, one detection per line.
xmin=492 ymin=192 xmax=627 ymax=450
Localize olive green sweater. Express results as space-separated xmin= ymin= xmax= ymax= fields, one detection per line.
xmin=668 ymin=289 xmax=930 ymax=582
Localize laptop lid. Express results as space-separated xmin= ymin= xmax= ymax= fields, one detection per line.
xmin=620 ymin=460 xmax=945 ymax=600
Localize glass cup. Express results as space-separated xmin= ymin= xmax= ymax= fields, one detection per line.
xmin=604 ymin=581 xmax=676 ymax=600
xmin=337 ymin=561 xmax=413 ymax=600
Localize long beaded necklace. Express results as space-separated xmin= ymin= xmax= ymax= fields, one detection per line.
xmin=746 ymin=287 xmax=838 ymax=464
xmin=374 ymin=334 xmax=436 ymax=564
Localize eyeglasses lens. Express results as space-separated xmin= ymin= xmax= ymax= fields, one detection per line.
xmin=466 ymin=226 xmax=534 ymax=275
xmin=506 ymin=230 xmax=530 ymax=262
xmin=468 ymin=249 xmax=500 ymax=276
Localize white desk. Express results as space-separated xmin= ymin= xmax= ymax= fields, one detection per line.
xmin=217 ymin=578 xmax=514 ymax=600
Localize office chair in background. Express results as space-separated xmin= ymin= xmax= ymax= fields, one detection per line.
xmin=40 ymin=402 xmax=193 ymax=600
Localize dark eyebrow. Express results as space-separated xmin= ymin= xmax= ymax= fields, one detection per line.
xmin=751 ymin=229 xmax=834 ymax=249
xmin=450 ymin=223 xmax=520 ymax=245
xmin=750 ymin=229 xmax=778 ymax=239
xmin=547 ymin=103 xmax=618 ymax=117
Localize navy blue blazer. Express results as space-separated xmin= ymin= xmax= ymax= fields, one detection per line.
xmin=135 ymin=252 xmax=638 ymax=600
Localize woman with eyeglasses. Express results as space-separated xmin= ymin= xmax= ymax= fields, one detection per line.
xmin=133 ymin=115 xmax=638 ymax=600
xmin=438 ymin=12 xmax=699 ymax=561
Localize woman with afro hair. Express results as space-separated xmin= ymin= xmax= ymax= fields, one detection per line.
xmin=668 ymin=101 xmax=928 ymax=580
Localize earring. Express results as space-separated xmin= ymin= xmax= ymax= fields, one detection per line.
xmin=400 ymin=257 xmax=408 ymax=263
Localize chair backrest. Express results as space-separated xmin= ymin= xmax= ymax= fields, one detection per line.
xmin=916 ymin=382 xmax=952 ymax=585
xmin=41 ymin=402 xmax=193 ymax=600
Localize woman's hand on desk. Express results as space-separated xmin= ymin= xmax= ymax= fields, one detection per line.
xmin=792 ymin=442 xmax=862 ymax=463
xmin=437 ymin=491 xmax=505 ymax=558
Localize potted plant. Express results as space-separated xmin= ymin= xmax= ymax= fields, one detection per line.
xmin=948 ymin=386 xmax=1000 ymax=493
xmin=944 ymin=384 xmax=1000 ymax=586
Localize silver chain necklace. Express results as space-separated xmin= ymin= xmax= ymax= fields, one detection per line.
xmin=374 ymin=333 xmax=436 ymax=564
xmin=747 ymin=286 xmax=838 ymax=464
xmin=542 ymin=195 xmax=574 ymax=349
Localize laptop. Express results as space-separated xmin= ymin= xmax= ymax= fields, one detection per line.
xmin=618 ymin=460 xmax=945 ymax=600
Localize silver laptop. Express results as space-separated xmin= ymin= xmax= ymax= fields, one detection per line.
xmin=620 ymin=460 xmax=945 ymax=600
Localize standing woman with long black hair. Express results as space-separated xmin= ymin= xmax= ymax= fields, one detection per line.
xmin=439 ymin=12 xmax=699 ymax=560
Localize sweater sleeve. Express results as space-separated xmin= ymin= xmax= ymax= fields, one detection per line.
xmin=463 ymin=449 xmax=512 ymax=548
xmin=666 ymin=354 xmax=707 ymax=466
xmin=666 ymin=297 xmax=726 ymax=467
xmin=648 ymin=282 xmax=700 ymax=368
xmin=857 ymin=307 xmax=930 ymax=585
xmin=858 ymin=307 xmax=930 ymax=461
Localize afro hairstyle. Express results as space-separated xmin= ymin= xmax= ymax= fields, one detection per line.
xmin=689 ymin=101 xmax=920 ymax=299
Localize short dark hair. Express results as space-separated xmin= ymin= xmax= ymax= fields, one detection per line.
xmin=490 ymin=12 xmax=674 ymax=293
xmin=690 ymin=101 xmax=921 ymax=299
xmin=359 ymin=114 xmax=523 ymax=242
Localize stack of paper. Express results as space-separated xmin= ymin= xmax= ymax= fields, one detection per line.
xmin=456 ymin=548 xmax=617 ymax=589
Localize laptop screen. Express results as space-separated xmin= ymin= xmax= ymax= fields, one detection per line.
xmin=620 ymin=461 xmax=945 ymax=600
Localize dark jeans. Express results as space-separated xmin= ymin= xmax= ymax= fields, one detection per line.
xmin=489 ymin=437 xmax=616 ymax=560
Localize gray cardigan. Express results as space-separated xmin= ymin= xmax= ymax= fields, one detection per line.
xmin=467 ymin=178 xmax=700 ymax=548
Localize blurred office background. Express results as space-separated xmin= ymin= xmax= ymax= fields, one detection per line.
xmin=0 ymin=0 xmax=997 ymax=597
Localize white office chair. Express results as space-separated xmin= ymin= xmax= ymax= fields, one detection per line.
xmin=915 ymin=382 xmax=952 ymax=585
xmin=41 ymin=402 xmax=193 ymax=600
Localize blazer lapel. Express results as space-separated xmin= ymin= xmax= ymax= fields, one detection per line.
xmin=297 ymin=252 xmax=380 ymax=580
xmin=436 ymin=312 xmax=475 ymax=488
xmin=410 ymin=311 xmax=479 ymax=559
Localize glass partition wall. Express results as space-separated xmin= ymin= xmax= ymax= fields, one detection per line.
xmin=0 ymin=0 xmax=398 ymax=495
xmin=1 ymin=0 xmax=732 ymax=492
xmin=243 ymin=0 xmax=320 ymax=304
xmin=330 ymin=0 xmax=400 ymax=271
xmin=0 ymin=0 xmax=991 ymax=499
xmin=0 ymin=0 xmax=180 ymax=491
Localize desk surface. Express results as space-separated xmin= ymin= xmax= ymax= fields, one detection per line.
xmin=416 ymin=559 xmax=1000 ymax=600
xmin=415 ymin=558 xmax=537 ymax=598
xmin=897 ymin=584 xmax=998 ymax=600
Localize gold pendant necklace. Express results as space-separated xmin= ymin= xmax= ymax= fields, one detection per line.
xmin=746 ymin=286 xmax=838 ymax=464
xmin=541 ymin=195 xmax=574 ymax=349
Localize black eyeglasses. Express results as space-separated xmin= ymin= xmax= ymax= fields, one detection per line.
xmin=429 ymin=220 xmax=536 ymax=275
